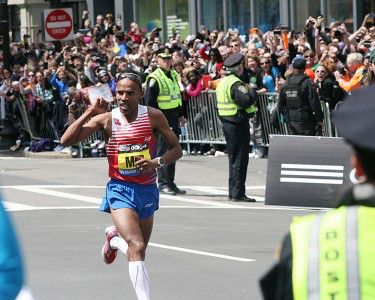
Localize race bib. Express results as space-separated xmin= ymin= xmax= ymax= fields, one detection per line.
xmin=118 ymin=144 xmax=151 ymax=176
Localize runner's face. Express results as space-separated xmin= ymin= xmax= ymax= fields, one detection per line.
xmin=116 ymin=78 xmax=143 ymax=117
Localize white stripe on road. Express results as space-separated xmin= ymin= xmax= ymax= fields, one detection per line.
xmin=8 ymin=186 xmax=101 ymax=204
xmin=281 ymin=164 xmax=344 ymax=170
xmin=46 ymin=21 xmax=71 ymax=29
xmin=280 ymin=178 xmax=343 ymax=185
xmin=6 ymin=204 xmax=327 ymax=212
xmin=3 ymin=201 xmax=35 ymax=211
xmin=149 ymin=242 xmax=255 ymax=262
xmin=280 ymin=170 xmax=344 ymax=177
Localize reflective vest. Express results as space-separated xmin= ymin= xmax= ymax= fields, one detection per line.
xmin=147 ymin=68 xmax=182 ymax=110
xmin=215 ymin=74 xmax=256 ymax=117
xmin=291 ymin=205 xmax=375 ymax=300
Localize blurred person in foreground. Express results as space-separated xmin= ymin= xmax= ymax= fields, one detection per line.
xmin=260 ymin=85 xmax=375 ymax=300
xmin=61 ymin=73 xmax=182 ymax=300
xmin=215 ymin=53 xmax=257 ymax=202
xmin=0 ymin=196 xmax=24 ymax=299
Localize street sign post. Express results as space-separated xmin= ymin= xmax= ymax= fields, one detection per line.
xmin=43 ymin=8 xmax=74 ymax=41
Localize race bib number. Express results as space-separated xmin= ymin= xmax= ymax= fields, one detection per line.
xmin=118 ymin=144 xmax=151 ymax=176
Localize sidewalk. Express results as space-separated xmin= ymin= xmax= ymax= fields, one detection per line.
xmin=0 ymin=149 xmax=72 ymax=159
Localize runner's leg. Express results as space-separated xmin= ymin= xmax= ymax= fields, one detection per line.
xmin=110 ymin=208 xmax=153 ymax=300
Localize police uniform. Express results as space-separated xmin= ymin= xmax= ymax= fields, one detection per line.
xmin=215 ymin=53 xmax=257 ymax=202
xmin=260 ymin=85 xmax=375 ymax=299
xmin=144 ymin=47 xmax=185 ymax=195
xmin=277 ymin=58 xmax=323 ymax=136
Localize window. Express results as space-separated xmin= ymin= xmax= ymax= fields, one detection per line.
xmin=201 ymin=0 xmax=224 ymax=32
xmin=137 ymin=0 xmax=161 ymax=33
xmin=326 ymin=0 xmax=353 ymax=31
xmin=228 ymin=0 xmax=251 ymax=35
xmin=295 ymin=0 xmax=321 ymax=31
xmin=255 ymin=0 xmax=280 ymax=32
xmin=165 ymin=0 xmax=189 ymax=39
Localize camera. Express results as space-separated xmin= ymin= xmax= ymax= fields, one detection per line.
xmin=364 ymin=41 xmax=372 ymax=48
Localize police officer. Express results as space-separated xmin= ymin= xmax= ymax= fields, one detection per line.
xmin=215 ymin=53 xmax=257 ymax=202
xmin=277 ymin=57 xmax=323 ymax=135
xmin=260 ymin=85 xmax=375 ymax=299
xmin=144 ymin=47 xmax=186 ymax=195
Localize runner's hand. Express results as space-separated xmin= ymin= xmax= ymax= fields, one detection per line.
xmin=134 ymin=156 xmax=159 ymax=173
xmin=90 ymin=98 xmax=109 ymax=115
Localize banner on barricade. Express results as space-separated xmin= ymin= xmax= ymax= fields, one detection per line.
xmin=265 ymin=135 xmax=353 ymax=208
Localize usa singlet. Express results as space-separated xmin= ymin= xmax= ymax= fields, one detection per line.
xmin=106 ymin=105 xmax=157 ymax=185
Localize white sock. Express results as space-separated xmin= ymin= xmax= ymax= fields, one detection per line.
xmin=128 ymin=261 xmax=150 ymax=300
xmin=109 ymin=236 xmax=129 ymax=255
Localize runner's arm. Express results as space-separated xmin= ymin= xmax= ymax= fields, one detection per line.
xmin=135 ymin=107 xmax=182 ymax=172
xmin=60 ymin=98 xmax=110 ymax=146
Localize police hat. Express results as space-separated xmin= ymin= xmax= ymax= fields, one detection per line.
xmin=156 ymin=47 xmax=173 ymax=58
xmin=333 ymin=85 xmax=375 ymax=150
xmin=292 ymin=57 xmax=306 ymax=70
xmin=224 ymin=53 xmax=244 ymax=68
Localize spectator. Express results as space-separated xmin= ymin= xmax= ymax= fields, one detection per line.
xmin=335 ymin=52 xmax=365 ymax=93
xmin=127 ymin=22 xmax=143 ymax=44
xmin=260 ymin=56 xmax=276 ymax=93
xmin=315 ymin=64 xmax=346 ymax=110
xmin=363 ymin=49 xmax=375 ymax=87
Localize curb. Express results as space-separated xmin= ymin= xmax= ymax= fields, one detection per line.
xmin=0 ymin=149 xmax=72 ymax=159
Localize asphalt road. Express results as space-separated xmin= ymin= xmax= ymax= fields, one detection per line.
xmin=0 ymin=154 xmax=319 ymax=300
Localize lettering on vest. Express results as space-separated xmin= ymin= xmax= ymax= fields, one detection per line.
xmin=323 ymin=228 xmax=340 ymax=299
xmin=329 ymin=292 xmax=339 ymax=300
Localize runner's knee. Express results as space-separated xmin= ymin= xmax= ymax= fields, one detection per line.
xmin=127 ymin=238 xmax=146 ymax=259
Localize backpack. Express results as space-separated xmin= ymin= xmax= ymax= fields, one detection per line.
xmin=282 ymin=76 xmax=308 ymax=110
xmin=29 ymin=138 xmax=54 ymax=152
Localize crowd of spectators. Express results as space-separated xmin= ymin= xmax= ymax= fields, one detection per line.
xmin=0 ymin=11 xmax=374 ymax=154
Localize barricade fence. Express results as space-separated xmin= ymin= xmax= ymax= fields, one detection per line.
xmin=18 ymin=91 xmax=339 ymax=157
xmin=179 ymin=91 xmax=339 ymax=150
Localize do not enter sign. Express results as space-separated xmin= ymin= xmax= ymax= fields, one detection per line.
xmin=44 ymin=8 xmax=74 ymax=41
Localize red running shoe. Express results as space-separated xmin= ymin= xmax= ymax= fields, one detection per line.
xmin=101 ymin=226 xmax=119 ymax=264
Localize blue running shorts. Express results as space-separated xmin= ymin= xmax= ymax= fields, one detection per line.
xmin=99 ymin=179 xmax=159 ymax=220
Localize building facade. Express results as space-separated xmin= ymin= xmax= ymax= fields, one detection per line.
xmin=6 ymin=0 xmax=375 ymax=42
xmin=88 ymin=0 xmax=374 ymax=40
xmin=7 ymin=0 xmax=86 ymax=42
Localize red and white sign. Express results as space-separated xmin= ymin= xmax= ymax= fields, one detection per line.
xmin=44 ymin=8 xmax=74 ymax=41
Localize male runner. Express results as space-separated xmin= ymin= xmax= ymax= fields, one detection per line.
xmin=61 ymin=73 xmax=182 ymax=300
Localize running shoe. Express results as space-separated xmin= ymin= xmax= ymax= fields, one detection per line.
xmin=101 ymin=226 xmax=119 ymax=264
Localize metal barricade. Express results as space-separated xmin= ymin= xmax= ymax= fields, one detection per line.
xmin=257 ymin=93 xmax=289 ymax=145
xmin=181 ymin=91 xmax=290 ymax=148
xmin=181 ymin=91 xmax=226 ymax=149
xmin=320 ymin=101 xmax=333 ymax=137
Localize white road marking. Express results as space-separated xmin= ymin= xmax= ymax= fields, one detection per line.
xmin=8 ymin=186 xmax=101 ymax=204
xmin=3 ymin=201 xmax=35 ymax=211
xmin=149 ymin=242 xmax=255 ymax=262
xmin=2 ymin=185 xmax=326 ymax=212
xmin=5 ymin=205 xmax=98 ymax=212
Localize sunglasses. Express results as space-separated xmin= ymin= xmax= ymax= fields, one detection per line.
xmin=261 ymin=61 xmax=271 ymax=65
xmin=118 ymin=72 xmax=142 ymax=86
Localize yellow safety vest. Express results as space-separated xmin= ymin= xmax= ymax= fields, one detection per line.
xmin=291 ymin=205 xmax=375 ymax=300
xmin=147 ymin=68 xmax=182 ymax=110
xmin=215 ymin=74 xmax=256 ymax=117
